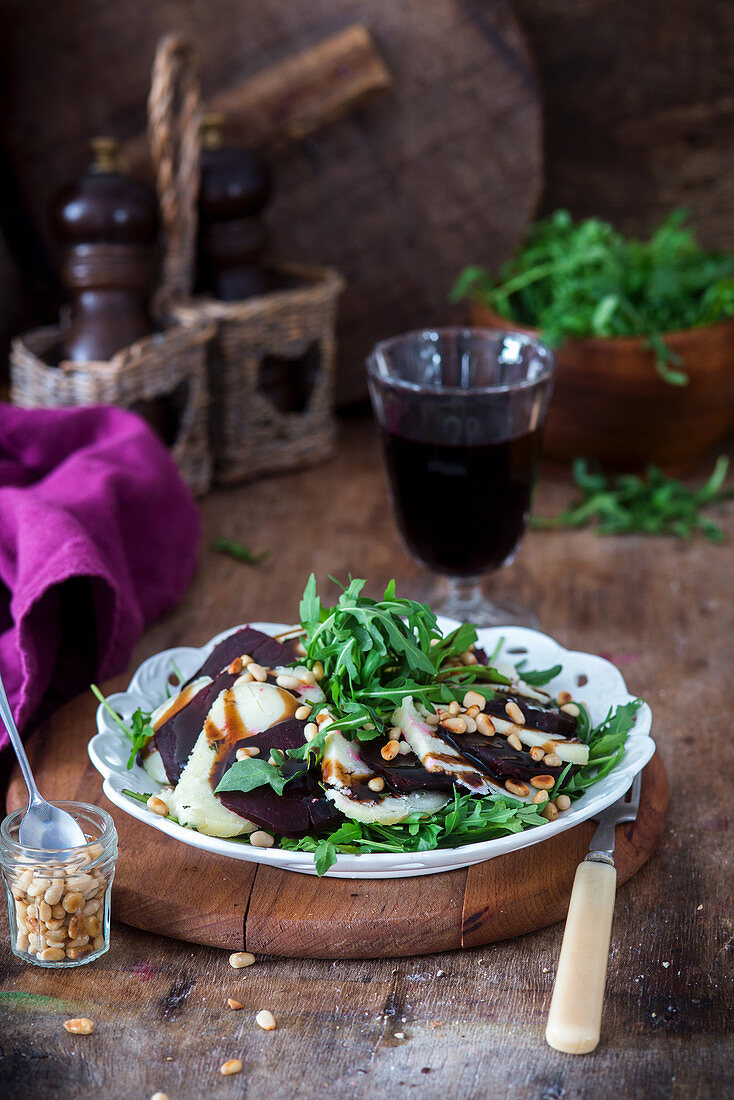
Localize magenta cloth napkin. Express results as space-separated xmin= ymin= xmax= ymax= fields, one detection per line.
xmin=0 ymin=403 xmax=201 ymax=741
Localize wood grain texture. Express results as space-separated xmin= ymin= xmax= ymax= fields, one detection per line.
xmin=1 ymin=416 xmax=732 ymax=1098
xmin=0 ymin=0 xmax=542 ymax=403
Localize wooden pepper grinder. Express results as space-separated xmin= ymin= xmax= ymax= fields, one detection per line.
xmin=197 ymin=113 xmax=273 ymax=301
xmin=52 ymin=137 xmax=157 ymax=362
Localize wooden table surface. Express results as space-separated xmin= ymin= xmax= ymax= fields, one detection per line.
xmin=2 ymin=415 xmax=733 ymax=1099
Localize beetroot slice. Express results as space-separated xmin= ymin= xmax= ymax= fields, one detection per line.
xmin=214 ymin=718 xmax=340 ymax=838
xmin=437 ymin=727 xmax=569 ymax=783
xmin=483 ymin=694 xmax=577 ymax=738
xmin=358 ymin=742 xmax=456 ymax=794
xmin=185 ymin=626 xmax=296 ymax=685
xmin=153 ymin=669 xmax=238 ymax=784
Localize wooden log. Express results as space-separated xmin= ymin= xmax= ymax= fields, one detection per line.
xmin=121 ymin=25 xmax=392 ymax=175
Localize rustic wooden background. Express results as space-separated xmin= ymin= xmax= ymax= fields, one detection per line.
xmin=3 ymin=0 xmax=734 ymax=400
xmin=1 ymin=418 xmax=732 ymax=1097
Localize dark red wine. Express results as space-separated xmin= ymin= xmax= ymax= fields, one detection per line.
xmin=380 ymin=429 xmax=541 ymax=578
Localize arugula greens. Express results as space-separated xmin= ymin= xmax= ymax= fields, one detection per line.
xmin=91 ymin=684 xmax=154 ymax=770
xmin=291 ymin=575 xmax=510 ymax=760
xmin=215 ymin=753 xmax=297 ymax=797
xmin=213 ymin=538 xmax=270 ymax=566
xmin=283 ymin=694 xmax=642 ymax=874
xmin=451 ymin=208 xmax=734 ymax=384
xmin=533 ymin=457 xmax=732 ymax=542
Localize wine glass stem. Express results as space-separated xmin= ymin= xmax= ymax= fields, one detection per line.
xmin=445 ymin=577 xmax=484 ymax=620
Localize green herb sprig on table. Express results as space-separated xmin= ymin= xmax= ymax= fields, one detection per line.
xmin=212 ymin=538 xmax=269 ymax=566
xmin=90 ymin=684 xmax=154 ymax=770
xmin=451 ymin=208 xmax=734 ymax=385
xmin=533 ymin=457 xmax=732 ymax=541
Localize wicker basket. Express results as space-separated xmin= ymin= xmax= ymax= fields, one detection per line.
xmin=149 ymin=38 xmax=345 ymax=485
xmin=10 ymin=323 xmax=214 ymax=495
xmin=172 ymin=264 xmax=344 ymax=483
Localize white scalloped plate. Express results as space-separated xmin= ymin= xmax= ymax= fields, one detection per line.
xmin=89 ymin=620 xmax=654 ymax=878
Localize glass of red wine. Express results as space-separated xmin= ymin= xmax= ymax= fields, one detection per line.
xmin=367 ymin=327 xmax=555 ymax=627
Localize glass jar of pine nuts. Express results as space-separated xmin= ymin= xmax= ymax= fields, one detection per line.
xmin=0 ymin=802 xmax=117 ymax=967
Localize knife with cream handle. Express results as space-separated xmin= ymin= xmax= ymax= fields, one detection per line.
xmin=545 ymin=773 xmax=642 ymax=1054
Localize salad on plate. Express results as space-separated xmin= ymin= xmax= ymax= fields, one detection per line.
xmin=93 ymin=577 xmax=643 ymax=875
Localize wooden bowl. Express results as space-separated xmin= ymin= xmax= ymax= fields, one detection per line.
xmin=470 ymin=302 xmax=734 ymax=472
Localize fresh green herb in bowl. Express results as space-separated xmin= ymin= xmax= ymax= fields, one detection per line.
xmin=452 ymin=208 xmax=734 ymax=385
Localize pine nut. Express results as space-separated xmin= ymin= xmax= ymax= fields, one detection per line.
xmin=65 ymin=874 xmax=95 ymax=893
xmin=554 ymin=794 xmax=572 ymax=812
xmin=295 ymin=705 xmax=312 ymax=720
xmin=16 ymin=930 xmax=29 ymax=952
xmin=304 ymin=722 xmax=318 ymax=741
xmin=15 ymin=868 xmax=34 ymax=892
xmin=228 ymin=657 xmax=244 ymax=674
xmin=240 ymin=672 xmax=255 ymax=683
xmin=507 ymin=732 xmax=523 ymax=751
xmin=227 ymin=998 xmax=243 ymax=1010
xmin=505 ymin=700 xmax=525 ymax=725
xmin=66 ymin=946 xmax=92 ymax=960
xmin=44 ymin=880 xmax=64 ymax=906
xmin=26 ymin=879 xmax=47 ymax=898
xmin=241 ymin=654 xmax=253 ymax=666
xmin=443 ymin=716 xmax=467 ymax=734
xmin=92 ymin=935 xmax=105 ymax=951
xmin=398 ymin=741 xmax=412 ymax=755
xmin=424 ymin=711 xmax=439 ymax=726
xmin=51 ymin=903 xmax=66 ymax=919
xmin=463 ymin=716 xmax=477 ymax=734
xmin=250 ymin=831 xmax=275 ymax=849
xmin=64 ymin=1018 xmax=94 ymax=1034
xmin=276 ymin=674 xmax=301 ymax=690
xmin=367 ymin=777 xmax=385 ymax=792
xmin=220 ymin=1060 xmax=243 ymax=1076
xmin=85 ymin=915 xmax=101 ymax=938
xmin=542 ymin=801 xmax=559 ymax=822
xmin=530 ymin=746 xmax=545 ymax=762
xmin=83 ymin=898 xmax=101 ymax=917
xmin=561 ymin=702 xmax=580 ymax=717
xmin=300 ymin=670 xmax=316 ymax=685
xmin=146 ymin=796 xmax=169 ymax=817
xmin=476 ymin=713 xmax=495 ymax=737
xmin=236 ymin=746 xmax=260 ymax=760
xmin=380 ymin=740 xmax=400 ymax=761
xmin=248 ymin=663 xmax=267 ymax=682
xmin=45 ymin=930 xmax=68 ymax=945
xmin=38 ymin=900 xmax=52 ymax=922
xmin=465 ymin=704 xmax=481 ymax=720
xmin=557 ymin=691 xmax=573 ymax=705
xmin=448 ymin=700 xmax=461 ymax=716
xmin=460 ymin=650 xmax=478 ymax=665
xmin=530 ymin=775 xmax=555 ymax=790
xmin=67 ymin=935 xmax=90 ymax=948
xmin=543 ymin=753 xmax=562 ymax=767
xmin=312 ymin=661 xmax=325 ymax=681
xmin=151 ymin=1093 xmax=170 ymax=1100
xmin=68 ymin=913 xmax=87 ymax=939
xmin=463 ymin=690 xmax=485 ymax=710
xmin=229 ymin=951 xmax=256 ymax=969
xmin=256 ymin=1009 xmax=277 ymax=1031
xmin=504 ymin=779 xmax=529 ymax=797
xmin=532 ymin=790 xmax=550 ymax=805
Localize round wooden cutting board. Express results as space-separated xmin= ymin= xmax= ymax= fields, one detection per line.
xmin=6 ymin=686 xmax=669 ymax=959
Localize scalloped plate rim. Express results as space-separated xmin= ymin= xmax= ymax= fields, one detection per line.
xmin=89 ymin=620 xmax=654 ymax=878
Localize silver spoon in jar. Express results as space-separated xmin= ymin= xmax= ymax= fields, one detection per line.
xmin=0 ymin=671 xmax=86 ymax=850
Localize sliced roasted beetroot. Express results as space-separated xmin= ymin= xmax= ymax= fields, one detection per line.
xmin=185 ymin=626 xmax=296 ymax=685
xmin=483 ymin=695 xmax=577 ymax=738
xmin=437 ymin=728 xmax=568 ymax=783
xmin=213 ymin=718 xmax=340 ymax=838
xmin=358 ymin=742 xmax=456 ymax=794
xmin=154 ymin=669 xmax=239 ymax=783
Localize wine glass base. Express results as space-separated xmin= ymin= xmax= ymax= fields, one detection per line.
xmin=434 ymin=583 xmax=538 ymax=630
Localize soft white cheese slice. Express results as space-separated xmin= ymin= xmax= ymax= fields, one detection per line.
xmin=167 ymin=729 xmax=255 ymax=837
xmin=322 ymin=730 xmax=374 ymax=792
xmin=493 ymin=664 xmax=553 ymax=705
xmin=207 ymin=677 xmax=295 ymax=737
xmin=325 ymin=786 xmax=448 ymax=825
